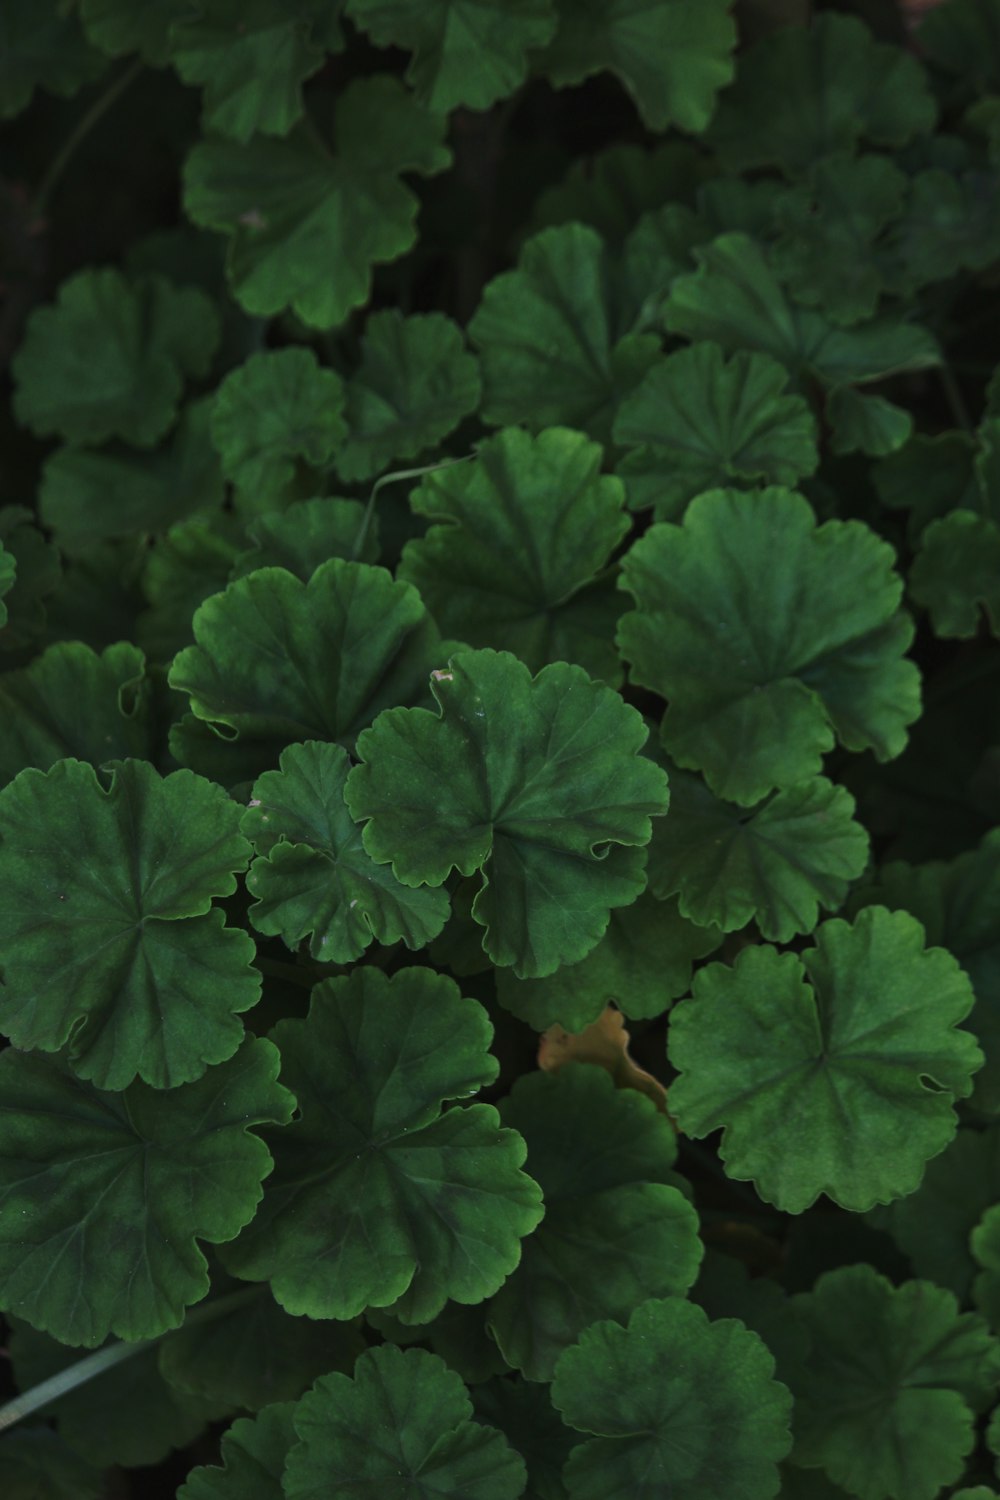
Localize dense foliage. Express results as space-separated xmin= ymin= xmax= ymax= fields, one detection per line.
xmin=4 ymin=0 xmax=1000 ymax=1496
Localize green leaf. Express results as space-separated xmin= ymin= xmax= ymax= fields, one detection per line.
xmin=486 ymin=1066 xmax=701 ymax=1380
xmin=538 ymin=0 xmax=736 ymax=133
xmin=0 ymin=757 xmax=259 ymax=1090
xmin=692 ymin=1252 xmax=807 ymax=1389
xmin=365 ymin=1299 xmax=508 ymax=1385
xmin=231 ymin=498 xmax=376 ymax=577
xmin=918 ymin=0 xmax=1000 ymax=96
xmin=910 ymin=511 xmax=1000 ymax=638
xmin=0 ymin=540 xmax=16 ymax=628
xmin=494 ymin=891 xmax=720 ymax=1031
xmin=0 ymin=507 xmax=61 ymax=654
xmin=472 ymin=1376 xmax=575 ymax=1500
xmin=0 ymin=639 xmax=153 ymax=788
xmin=210 ymin=347 xmax=347 ymax=509
xmin=242 ymin=740 xmax=449 ymax=961
xmin=612 ymin=341 xmax=819 ymax=520
xmin=345 ymin=0 xmax=556 ymax=112
xmin=137 ymin=512 xmax=246 ymax=663
xmin=2 ymin=1427 xmax=105 ymax=1500
xmin=284 ymin=1345 xmax=527 ymax=1499
xmin=788 ymin=1264 xmax=1000 ymax=1500
xmin=336 ymin=310 xmax=481 ymax=482
xmin=617 ymin=487 xmax=920 ymax=804
xmin=467 ymin=223 xmax=664 ymax=445
xmin=705 ymin=12 xmax=936 ymax=175
xmin=0 ymin=0 xmax=106 ymax=118
xmin=40 ymin=398 xmax=224 ymax=553
xmin=182 ymin=76 xmax=450 ymax=329
xmin=647 ymin=769 xmax=870 ymax=942
xmin=530 ymin=140 xmax=709 ymax=245
xmin=849 ymin=834 xmax=1000 ymax=1116
xmin=177 ymin=1401 xmax=296 ymax=1500
xmin=80 ymin=0 xmax=188 ymax=63
xmin=346 ymin=648 xmax=670 ymax=977
xmin=398 ymin=426 xmax=629 ymax=682
xmin=169 ymin=0 xmax=340 ymax=143
xmin=12 ymin=270 xmax=220 ymax=448
xmin=871 ymin=430 xmax=980 ymax=543
xmin=890 ymin=165 xmax=1000 ymax=295
xmin=0 ymin=1038 xmax=294 ymax=1346
xmin=826 ymin=385 xmax=914 ymax=460
xmin=973 ymin=1202 xmax=1000 ymax=1330
xmin=550 ymin=1296 xmax=793 ymax=1500
xmin=662 ymin=232 xmax=941 ymax=391
xmin=666 ymin=907 xmax=982 ymax=1213
xmin=168 ymin=558 xmax=443 ymax=784
xmin=219 ymin=967 xmax=544 ymax=1321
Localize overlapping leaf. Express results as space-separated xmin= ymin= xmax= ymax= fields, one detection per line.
xmin=667 ymin=907 xmax=982 ymax=1212
xmin=80 ymin=0 xmax=187 ymax=62
xmin=346 ymin=648 xmax=670 ymax=976
xmin=617 ymin=486 xmax=921 ymax=804
xmin=910 ymin=511 xmax=1000 ymax=638
xmin=183 ymin=76 xmax=450 ymax=328
xmin=0 ymin=0 xmax=106 ymax=118
xmin=0 ymin=1039 xmax=294 ymax=1347
xmin=0 ymin=758 xmax=259 ymax=1090
xmin=219 ymin=967 xmax=544 ymax=1321
xmin=242 ymin=740 xmax=449 ymax=961
xmin=231 ymin=498 xmax=376 ymax=578
xmin=399 ymin=426 xmax=629 ymax=681
xmin=177 ymin=1401 xmax=295 ymax=1500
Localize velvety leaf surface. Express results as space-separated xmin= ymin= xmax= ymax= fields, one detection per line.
xmin=398 ymin=426 xmax=629 ymax=681
xmin=538 ymin=0 xmax=737 ymax=133
xmin=667 ymin=908 xmax=982 ymax=1212
xmin=137 ymin=512 xmax=246 ymax=663
xmin=646 ymin=769 xmax=870 ymax=941
xmin=0 ymin=757 xmax=259 ymax=1090
xmin=284 ymin=1345 xmax=527 ymax=1499
xmin=346 ymin=648 xmax=669 ymax=976
xmin=168 ymin=558 xmax=442 ymax=783
xmin=487 ymin=1066 xmax=701 ymax=1379
xmin=910 ymin=511 xmax=1000 ymax=638
xmin=231 ymin=497 xmax=376 ymax=578
xmin=177 ymin=1401 xmax=296 ymax=1500
xmin=788 ymin=1265 xmax=1000 ymax=1500
xmin=11 ymin=270 xmax=220 ymax=446
xmin=617 ymin=487 xmax=920 ymax=804
xmin=551 ymin=1296 xmax=793 ymax=1499
xmin=612 ymin=340 xmax=819 ymax=520
xmin=345 ymin=0 xmax=556 ymax=112
xmin=219 ymin=968 xmax=544 ymax=1322
xmin=336 ymin=310 xmax=481 ymax=481
xmin=0 ymin=1038 xmax=294 ymax=1347
xmin=472 ymin=1376 xmax=574 ymax=1500
xmin=0 ymin=0 xmax=106 ymax=117
xmin=182 ymin=76 xmax=450 ymax=328
xmin=972 ymin=1202 xmax=1000 ymax=1330
xmin=242 ymin=740 xmax=450 ymax=960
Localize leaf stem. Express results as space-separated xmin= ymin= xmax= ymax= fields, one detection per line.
xmin=938 ymin=360 xmax=975 ymax=433
xmin=32 ymin=58 xmax=144 ymax=216
xmin=351 ymin=453 xmax=476 ymax=561
xmin=0 ymin=1286 xmax=261 ymax=1437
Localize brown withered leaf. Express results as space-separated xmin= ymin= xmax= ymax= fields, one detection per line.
xmin=537 ymin=1003 xmax=674 ymax=1122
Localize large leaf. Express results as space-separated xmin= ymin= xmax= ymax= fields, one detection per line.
xmin=617 ymin=486 xmax=921 ymax=805
xmin=168 ymin=558 xmax=443 ymax=784
xmin=178 ymin=1401 xmax=295 ymax=1500
xmin=219 ymin=967 xmax=544 ymax=1322
xmin=182 ymin=75 xmax=450 ymax=329
xmin=0 ymin=758 xmax=259 ymax=1090
xmin=346 ymin=648 xmax=670 ymax=977
xmin=667 ymin=907 xmax=982 ymax=1213
xmin=550 ymin=1296 xmax=793 ymax=1500
xmin=486 ymin=1066 xmax=701 ymax=1380
xmin=0 ymin=1039 xmax=294 ymax=1346
xmin=242 ymin=740 xmax=450 ymax=961
xmin=398 ymin=426 xmax=629 ymax=682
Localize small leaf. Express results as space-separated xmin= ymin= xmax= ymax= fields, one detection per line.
xmin=910 ymin=511 xmax=1000 ymax=637
xmin=537 ymin=1008 xmax=670 ymax=1116
xmin=177 ymin=1401 xmax=296 ymax=1500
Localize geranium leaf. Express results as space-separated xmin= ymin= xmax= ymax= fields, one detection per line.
xmin=617 ymin=486 xmax=921 ymax=804
xmin=0 ymin=757 xmax=258 ymax=1090
xmin=647 ymin=769 xmax=870 ymax=941
xmin=283 ymin=1345 xmax=527 ymax=1499
xmin=538 ymin=0 xmax=737 ymax=134
xmin=667 ymin=907 xmax=982 ymax=1213
xmin=345 ymin=648 xmax=670 ymax=977
xmin=705 ymin=12 xmax=936 ymax=174
xmin=0 ymin=506 xmax=61 ymax=653
xmin=168 ymin=0 xmax=342 ymax=144
xmin=0 ymin=1038 xmax=294 ymax=1346
xmin=612 ymin=340 xmax=819 ymax=520
xmin=80 ymin=0 xmax=188 ymax=63
xmin=494 ymin=891 xmax=720 ymax=1031
xmin=335 ymin=309 xmax=481 ymax=482
xmin=826 ymin=385 xmax=914 ymax=459
xmin=0 ymin=0 xmax=106 ymax=118
xmin=11 ymin=269 xmax=221 ymax=447
xmin=0 ymin=540 xmax=16 ymax=627
xmin=910 ymin=511 xmax=1000 ymax=638
xmin=787 ymin=1265 xmax=1000 ymax=1500
xmin=973 ymin=1202 xmax=1000 ymax=1330
xmin=550 ymin=1296 xmax=793 ymax=1500
xmin=398 ymin=426 xmax=629 ymax=681
xmin=137 ymin=512 xmax=247 ymax=663
xmin=3 ymin=1428 xmax=106 ymax=1500
xmin=182 ymin=76 xmax=450 ymax=329
xmin=219 ymin=967 xmax=544 ymax=1321
xmin=231 ymin=498 xmax=376 ymax=578
xmin=345 ymin=0 xmax=556 ymax=113
xmin=167 ymin=558 xmax=443 ymax=783
xmin=486 ymin=1066 xmax=701 ymax=1380
xmin=177 ymin=1401 xmax=296 ymax=1500
xmin=209 ymin=347 xmax=347 ymax=510
xmin=242 ymin=740 xmax=450 ymax=961
xmin=472 ymin=1375 xmax=576 ymax=1500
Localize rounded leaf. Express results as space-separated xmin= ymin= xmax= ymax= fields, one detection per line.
xmin=178 ymin=1401 xmax=296 ymax=1500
